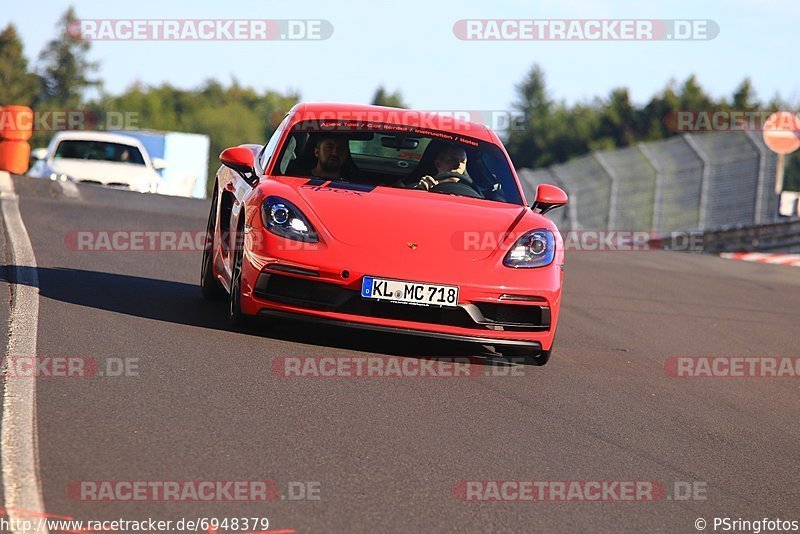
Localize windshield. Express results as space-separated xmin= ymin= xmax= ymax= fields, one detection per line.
xmin=54 ymin=140 xmax=146 ymax=165
xmin=274 ymin=120 xmax=524 ymax=205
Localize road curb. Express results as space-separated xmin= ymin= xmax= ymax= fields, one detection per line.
xmin=0 ymin=170 xmax=49 ymax=533
xmin=720 ymin=252 xmax=800 ymax=268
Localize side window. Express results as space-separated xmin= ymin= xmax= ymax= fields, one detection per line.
xmin=279 ymin=135 xmax=298 ymax=174
xmin=258 ymin=115 xmax=290 ymax=173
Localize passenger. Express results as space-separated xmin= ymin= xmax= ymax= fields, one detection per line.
xmin=310 ymin=135 xmax=351 ymax=179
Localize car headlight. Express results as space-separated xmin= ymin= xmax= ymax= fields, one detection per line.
xmin=261 ymin=196 xmax=319 ymax=243
xmin=503 ymin=229 xmax=555 ymax=268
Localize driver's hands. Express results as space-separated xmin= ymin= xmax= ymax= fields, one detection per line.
xmin=417 ymin=174 xmax=460 ymax=191
xmin=417 ymin=175 xmax=438 ymax=190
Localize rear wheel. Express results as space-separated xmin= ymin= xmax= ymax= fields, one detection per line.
xmin=201 ymin=185 xmax=226 ymax=300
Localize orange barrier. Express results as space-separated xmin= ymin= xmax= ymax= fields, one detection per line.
xmin=0 ymin=140 xmax=31 ymax=174
xmin=0 ymin=105 xmax=34 ymax=141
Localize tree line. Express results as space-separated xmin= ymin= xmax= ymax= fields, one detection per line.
xmin=0 ymin=7 xmax=796 ymax=193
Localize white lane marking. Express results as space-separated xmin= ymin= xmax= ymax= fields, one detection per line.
xmin=0 ymin=172 xmax=48 ymax=532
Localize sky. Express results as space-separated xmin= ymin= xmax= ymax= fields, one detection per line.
xmin=4 ymin=0 xmax=800 ymax=112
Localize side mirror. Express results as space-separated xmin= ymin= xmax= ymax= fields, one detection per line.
xmin=31 ymin=148 xmax=49 ymax=161
xmin=220 ymin=146 xmax=255 ymax=174
xmin=532 ymin=184 xmax=568 ymax=215
xmin=220 ymin=146 xmax=258 ymax=186
xmin=151 ymin=157 xmax=167 ymax=171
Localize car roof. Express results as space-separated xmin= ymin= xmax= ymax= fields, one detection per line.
xmin=286 ymin=102 xmax=499 ymax=144
xmin=51 ymin=130 xmax=145 ymax=146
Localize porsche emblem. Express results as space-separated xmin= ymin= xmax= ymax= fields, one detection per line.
xmin=407 ymin=242 xmax=418 ymax=250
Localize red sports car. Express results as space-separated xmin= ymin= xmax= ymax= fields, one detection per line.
xmin=201 ymin=103 xmax=567 ymax=364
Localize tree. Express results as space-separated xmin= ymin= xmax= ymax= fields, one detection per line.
xmin=0 ymin=24 xmax=39 ymax=105
xmin=731 ymin=78 xmax=759 ymax=111
xmin=37 ymin=7 xmax=100 ymax=108
xmin=596 ymin=88 xmax=639 ymax=147
xmin=371 ymin=86 xmax=407 ymax=108
xmin=640 ymin=82 xmax=680 ymax=139
xmin=505 ymin=64 xmax=556 ymax=168
xmin=100 ymin=80 xmax=299 ymax=194
xmin=677 ymin=75 xmax=713 ymax=111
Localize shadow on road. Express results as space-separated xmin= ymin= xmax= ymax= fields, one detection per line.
xmin=1 ymin=265 xmax=534 ymax=366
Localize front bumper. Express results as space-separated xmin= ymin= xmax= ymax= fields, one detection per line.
xmin=253 ymin=272 xmax=551 ymax=331
xmin=238 ymin=239 xmax=562 ymax=349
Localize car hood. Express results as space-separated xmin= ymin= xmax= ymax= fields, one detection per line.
xmin=50 ymin=159 xmax=157 ymax=185
xmin=294 ymin=183 xmax=529 ymax=261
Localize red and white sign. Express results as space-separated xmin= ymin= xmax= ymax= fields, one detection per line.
xmin=762 ymin=112 xmax=800 ymax=155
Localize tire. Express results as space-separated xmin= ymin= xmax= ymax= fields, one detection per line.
xmin=228 ymin=218 xmax=246 ymax=326
xmin=200 ymin=185 xmax=226 ymax=300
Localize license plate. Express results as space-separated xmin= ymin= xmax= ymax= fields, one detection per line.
xmin=361 ymin=276 xmax=459 ymax=308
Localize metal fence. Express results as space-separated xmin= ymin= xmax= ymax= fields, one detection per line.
xmin=517 ymin=131 xmax=780 ymax=232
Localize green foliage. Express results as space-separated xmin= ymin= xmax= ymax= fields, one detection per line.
xmin=731 ymin=78 xmax=758 ymax=111
xmin=0 ymin=24 xmax=39 ymax=106
xmin=37 ymin=7 xmax=100 ymax=109
xmin=371 ymin=86 xmax=407 ymax=108
xmin=98 ymin=80 xmax=300 ymax=194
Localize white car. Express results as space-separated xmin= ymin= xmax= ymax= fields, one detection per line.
xmin=28 ymin=131 xmax=165 ymax=193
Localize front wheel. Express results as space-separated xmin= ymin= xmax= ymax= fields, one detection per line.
xmin=228 ymin=232 xmax=246 ymax=326
xmin=201 ymin=186 xmax=226 ymax=300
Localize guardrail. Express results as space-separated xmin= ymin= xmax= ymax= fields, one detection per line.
xmin=701 ymin=218 xmax=800 ymax=253
xmin=649 ymin=218 xmax=800 ymax=253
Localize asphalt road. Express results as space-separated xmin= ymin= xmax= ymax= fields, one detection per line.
xmin=2 ymin=175 xmax=799 ymax=533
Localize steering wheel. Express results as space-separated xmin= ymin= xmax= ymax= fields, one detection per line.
xmin=433 ymin=171 xmax=474 ymax=184
xmin=429 ymin=172 xmax=483 ymax=198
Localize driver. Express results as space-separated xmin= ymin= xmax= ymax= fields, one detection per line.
xmin=417 ymin=145 xmax=468 ymax=190
xmin=310 ymin=135 xmax=350 ymax=179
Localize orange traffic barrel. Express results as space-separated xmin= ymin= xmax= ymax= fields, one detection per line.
xmin=0 ymin=105 xmax=34 ymax=141
xmin=0 ymin=140 xmax=31 ymax=174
